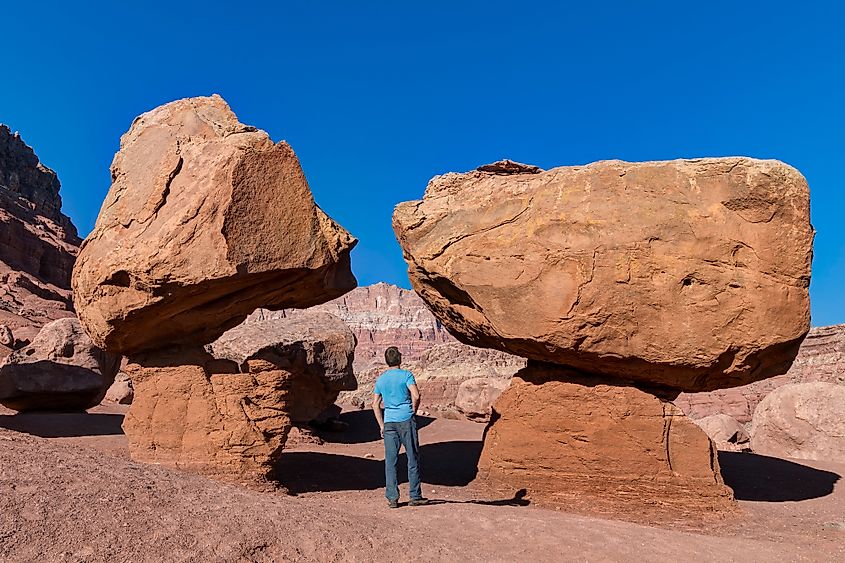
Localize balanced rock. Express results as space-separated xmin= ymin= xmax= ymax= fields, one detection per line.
xmin=692 ymin=414 xmax=750 ymax=451
xmin=393 ymin=158 xmax=813 ymax=392
xmin=454 ymin=377 xmax=510 ymax=422
xmin=478 ymin=363 xmax=735 ymax=513
xmin=750 ymin=382 xmax=845 ymax=462
xmin=0 ymin=318 xmax=120 ymax=411
xmin=72 ymin=95 xmax=356 ymax=355
xmin=124 ymin=310 xmax=356 ymax=483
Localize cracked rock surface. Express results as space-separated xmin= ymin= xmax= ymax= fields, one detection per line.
xmin=393 ymin=157 xmax=813 ymax=392
xmin=72 ymin=95 xmax=357 ymax=355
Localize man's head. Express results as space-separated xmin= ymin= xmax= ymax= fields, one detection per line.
xmin=384 ymin=346 xmax=402 ymax=367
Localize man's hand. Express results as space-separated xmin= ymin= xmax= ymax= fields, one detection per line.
xmin=409 ymin=383 xmax=421 ymax=415
xmin=372 ymin=393 xmax=385 ymax=438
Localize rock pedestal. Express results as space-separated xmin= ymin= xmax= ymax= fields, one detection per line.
xmin=478 ymin=364 xmax=734 ymax=513
xmin=123 ymin=310 xmax=356 ymax=484
xmin=71 ymin=95 xmax=358 ymax=483
xmin=394 ymin=157 xmax=814 ymax=513
xmin=124 ymin=347 xmax=293 ymax=485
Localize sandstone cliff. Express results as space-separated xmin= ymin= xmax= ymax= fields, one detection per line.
xmin=0 ymin=125 xmax=80 ymax=352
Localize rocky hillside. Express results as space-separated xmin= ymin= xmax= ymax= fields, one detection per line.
xmin=252 ymin=282 xmax=525 ymax=416
xmin=0 ymin=125 xmax=80 ymax=352
xmin=676 ymin=324 xmax=845 ymax=423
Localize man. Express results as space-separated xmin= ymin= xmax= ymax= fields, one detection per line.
xmin=372 ymin=346 xmax=429 ymax=508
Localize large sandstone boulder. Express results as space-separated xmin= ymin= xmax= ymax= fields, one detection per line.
xmin=72 ymin=95 xmax=356 ymax=355
xmin=692 ymin=414 xmax=750 ymax=451
xmin=209 ymin=309 xmax=356 ymax=422
xmin=750 ymin=382 xmax=845 ymax=462
xmin=454 ymin=377 xmax=510 ymax=422
xmin=0 ymin=318 xmax=120 ymax=411
xmin=393 ymin=158 xmax=813 ymax=392
xmin=478 ymin=363 xmax=735 ymax=514
xmin=124 ymin=306 xmax=357 ymax=483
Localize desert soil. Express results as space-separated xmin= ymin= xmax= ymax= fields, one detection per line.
xmin=1 ymin=405 xmax=843 ymax=563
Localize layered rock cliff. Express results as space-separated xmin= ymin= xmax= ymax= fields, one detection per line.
xmin=0 ymin=125 xmax=80 ymax=352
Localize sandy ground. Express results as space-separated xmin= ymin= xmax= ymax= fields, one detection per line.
xmin=0 ymin=405 xmax=843 ymax=562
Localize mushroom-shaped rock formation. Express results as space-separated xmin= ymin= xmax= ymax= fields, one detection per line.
xmin=72 ymin=95 xmax=356 ymax=356
xmin=393 ymin=158 xmax=813 ymax=393
xmin=0 ymin=318 xmax=120 ymax=411
xmin=393 ymin=158 xmax=813 ymax=512
xmin=73 ymin=95 xmax=357 ymax=484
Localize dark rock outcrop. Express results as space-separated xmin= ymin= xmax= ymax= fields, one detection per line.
xmin=0 ymin=125 xmax=80 ymax=350
xmin=0 ymin=318 xmax=119 ymax=411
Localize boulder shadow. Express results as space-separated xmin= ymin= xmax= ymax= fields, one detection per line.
xmin=277 ymin=440 xmax=482 ymax=494
xmin=719 ymin=451 xmax=841 ymax=502
xmin=315 ymin=410 xmax=435 ymax=444
xmin=0 ymin=412 xmax=125 ymax=437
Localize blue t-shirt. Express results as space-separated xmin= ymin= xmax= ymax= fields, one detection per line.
xmin=373 ymin=368 xmax=416 ymax=423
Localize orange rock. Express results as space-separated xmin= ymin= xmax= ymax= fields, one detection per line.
xmin=124 ymin=310 xmax=357 ymax=483
xmin=393 ymin=158 xmax=813 ymax=392
xmin=478 ymin=364 xmax=735 ymax=514
xmin=124 ymin=347 xmax=293 ymax=486
xmin=72 ymin=95 xmax=356 ymax=355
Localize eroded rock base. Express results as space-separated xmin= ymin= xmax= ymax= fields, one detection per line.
xmin=478 ymin=364 xmax=736 ymax=515
xmin=123 ymin=347 xmax=292 ymax=487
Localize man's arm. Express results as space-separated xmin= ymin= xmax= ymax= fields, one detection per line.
xmin=372 ymin=393 xmax=385 ymax=437
xmin=409 ymin=384 xmax=420 ymax=415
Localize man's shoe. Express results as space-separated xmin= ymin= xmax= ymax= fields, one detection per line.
xmin=387 ymin=499 xmax=399 ymax=509
xmin=409 ymin=498 xmax=430 ymax=506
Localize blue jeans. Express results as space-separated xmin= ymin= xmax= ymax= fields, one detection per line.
xmin=383 ymin=416 xmax=422 ymax=501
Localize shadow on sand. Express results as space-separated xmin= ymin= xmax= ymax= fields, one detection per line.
xmin=0 ymin=412 xmax=125 ymax=437
xmin=719 ymin=451 xmax=840 ymax=502
xmin=315 ymin=410 xmax=435 ymax=444
xmin=277 ymin=440 xmax=483 ymax=494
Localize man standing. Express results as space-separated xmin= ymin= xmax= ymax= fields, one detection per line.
xmin=372 ymin=346 xmax=429 ymax=508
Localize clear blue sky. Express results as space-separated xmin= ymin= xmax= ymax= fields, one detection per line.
xmin=2 ymin=2 xmax=843 ymax=325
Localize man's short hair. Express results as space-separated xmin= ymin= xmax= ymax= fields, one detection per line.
xmin=385 ymin=346 xmax=402 ymax=367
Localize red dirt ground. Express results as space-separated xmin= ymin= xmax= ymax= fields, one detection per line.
xmin=1 ymin=404 xmax=843 ymax=562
